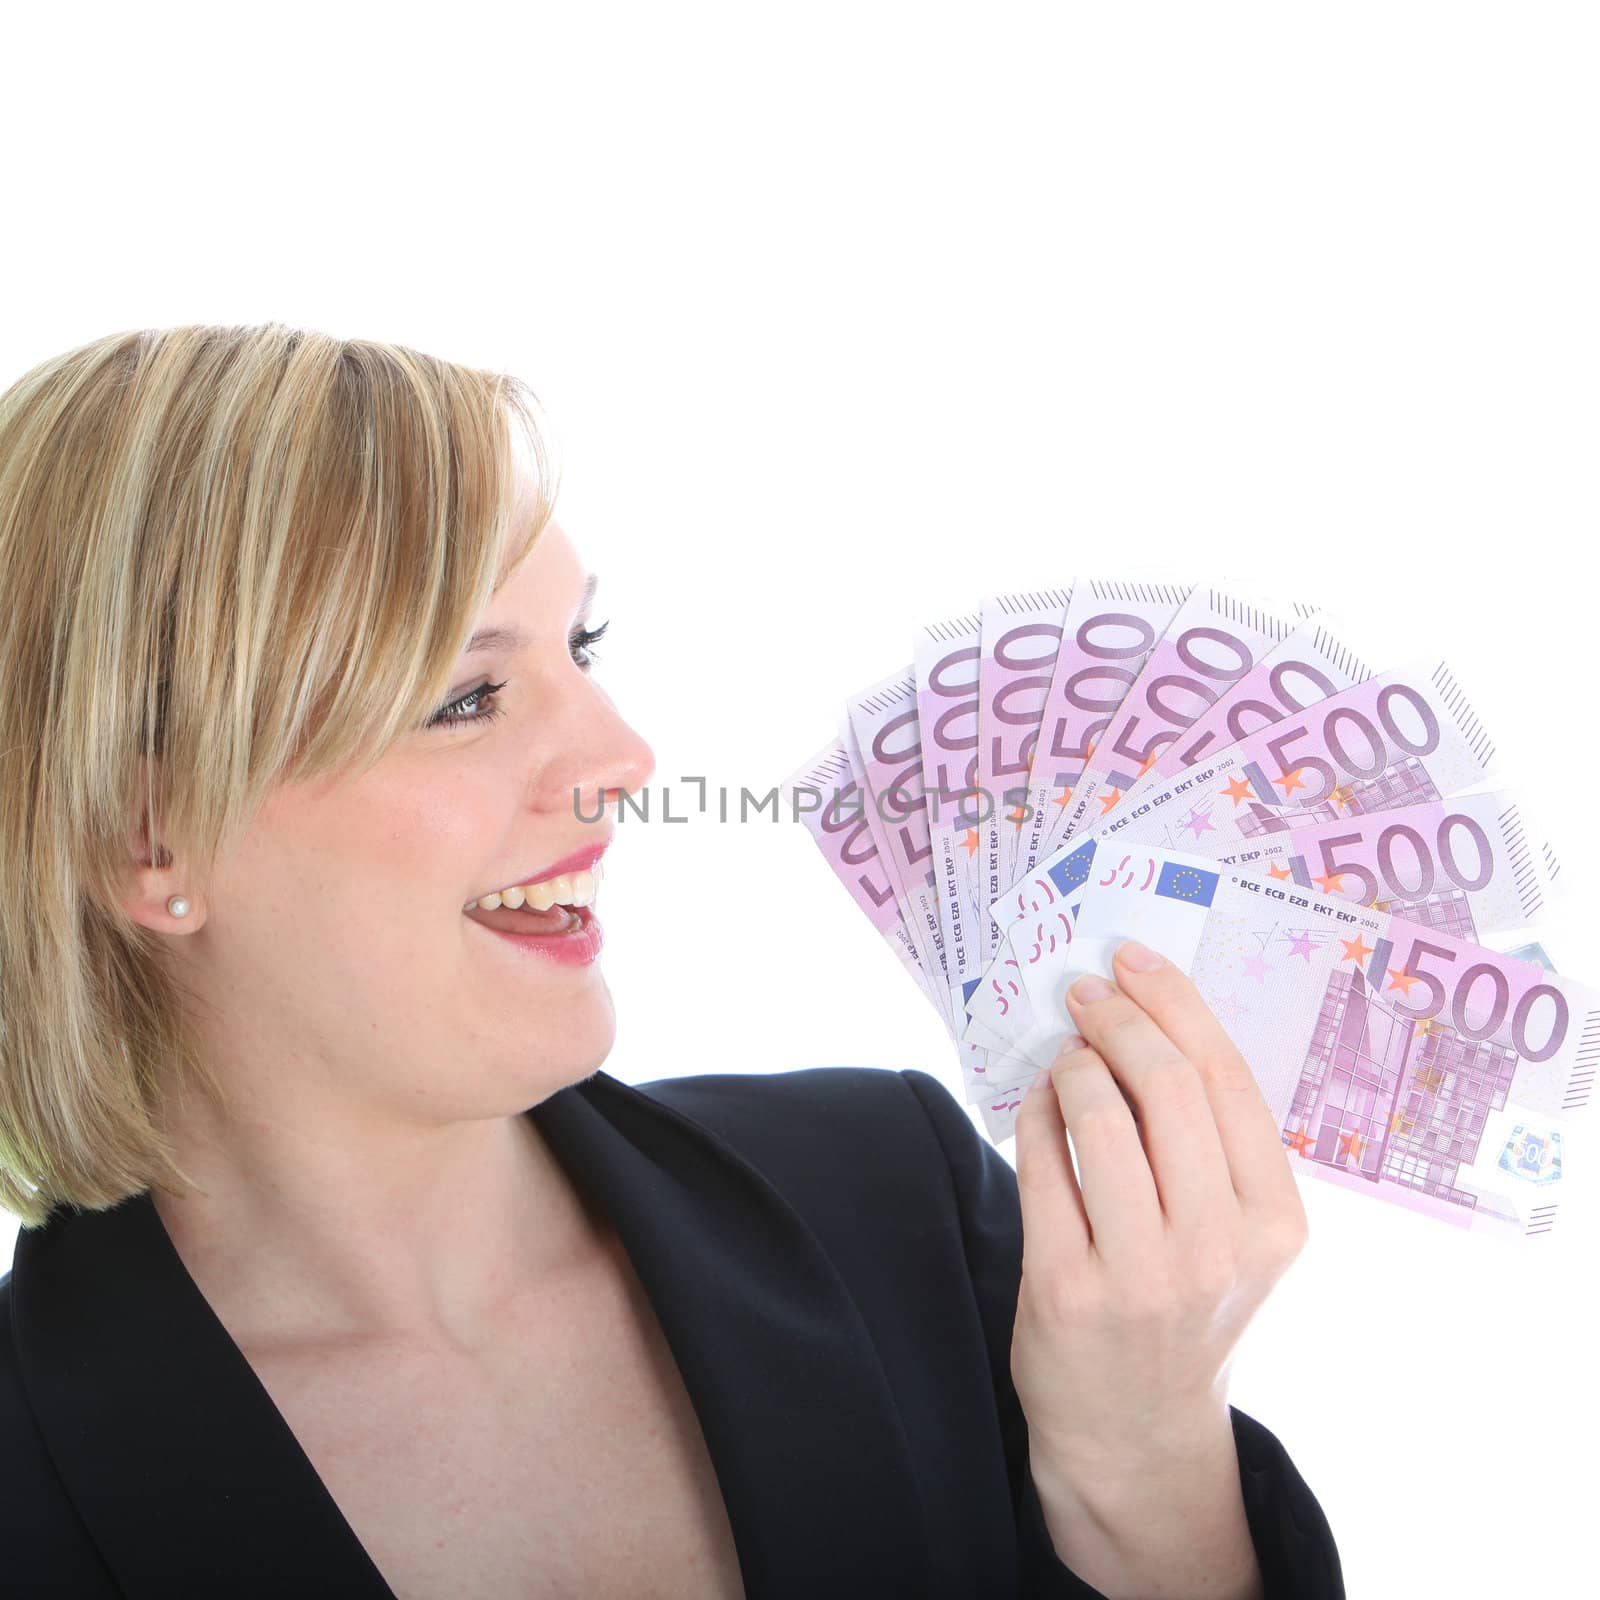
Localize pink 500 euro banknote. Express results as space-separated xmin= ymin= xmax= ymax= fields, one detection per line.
xmin=1010 ymin=842 xmax=1593 ymax=1241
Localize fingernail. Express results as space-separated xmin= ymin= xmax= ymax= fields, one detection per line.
xmin=1118 ymin=939 xmax=1166 ymax=972
xmin=1029 ymin=1065 xmax=1054 ymax=1094
xmin=1057 ymin=1032 xmax=1087 ymax=1054
xmin=1068 ymin=974 xmax=1115 ymax=1004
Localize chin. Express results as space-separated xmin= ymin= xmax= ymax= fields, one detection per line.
xmin=535 ymin=1015 xmax=617 ymax=1093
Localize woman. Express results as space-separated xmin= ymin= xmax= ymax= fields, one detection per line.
xmin=0 ymin=322 xmax=1343 ymax=1598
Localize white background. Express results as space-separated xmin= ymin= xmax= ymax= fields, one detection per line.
xmin=4 ymin=4 xmax=1598 ymax=1593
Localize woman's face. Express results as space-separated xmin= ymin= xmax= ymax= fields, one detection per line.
xmin=150 ymin=495 xmax=656 ymax=1128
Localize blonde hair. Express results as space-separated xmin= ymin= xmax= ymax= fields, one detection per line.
xmin=0 ymin=321 xmax=561 ymax=1228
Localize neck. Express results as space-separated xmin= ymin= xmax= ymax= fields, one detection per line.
xmin=150 ymin=1091 xmax=603 ymax=1359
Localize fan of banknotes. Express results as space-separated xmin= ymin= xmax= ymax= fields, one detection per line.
xmin=782 ymin=581 xmax=1591 ymax=1244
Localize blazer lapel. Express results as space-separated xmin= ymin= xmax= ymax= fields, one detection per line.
xmin=11 ymin=1183 xmax=396 ymax=1597
xmin=530 ymin=1071 xmax=936 ymax=1597
xmin=11 ymin=1069 xmax=934 ymax=1598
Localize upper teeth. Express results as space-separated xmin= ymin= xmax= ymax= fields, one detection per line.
xmin=466 ymin=862 xmax=602 ymax=913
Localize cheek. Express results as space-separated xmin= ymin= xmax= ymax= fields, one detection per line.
xmin=358 ymin=777 xmax=497 ymax=898
xmin=255 ymin=761 xmax=558 ymax=952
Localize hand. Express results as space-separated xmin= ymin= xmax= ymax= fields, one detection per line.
xmin=1009 ymin=937 xmax=1310 ymax=1488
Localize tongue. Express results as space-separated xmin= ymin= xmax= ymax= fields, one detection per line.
xmin=466 ymin=900 xmax=576 ymax=936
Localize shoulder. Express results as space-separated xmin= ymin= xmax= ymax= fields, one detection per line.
xmin=632 ymin=1062 xmax=994 ymax=1182
xmin=0 ymin=1269 xmax=120 ymax=1588
xmin=629 ymin=1064 xmax=1025 ymax=1281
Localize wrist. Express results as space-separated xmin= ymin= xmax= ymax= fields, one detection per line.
xmin=1025 ymin=1405 xmax=1262 ymax=1600
xmin=1029 ymin=1397 xmax=1238 ymax=1515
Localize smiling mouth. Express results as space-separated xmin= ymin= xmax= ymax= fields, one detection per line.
xmin=462 ymin=861 xmax=603 ymax=917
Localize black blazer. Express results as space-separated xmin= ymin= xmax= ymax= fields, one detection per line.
xmin=1 ymin=1065 xmax=1345 ymax=1597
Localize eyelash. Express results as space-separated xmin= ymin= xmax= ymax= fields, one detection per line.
xmin=427 ymin=620 xmax=610 ymax=730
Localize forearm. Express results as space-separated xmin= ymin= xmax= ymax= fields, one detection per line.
xmin=1028 ymin=1408 xmax=1265 ymax=1600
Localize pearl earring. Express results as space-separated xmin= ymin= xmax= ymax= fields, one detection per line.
xmin=167 ymin=895 xmax=191 ymax=918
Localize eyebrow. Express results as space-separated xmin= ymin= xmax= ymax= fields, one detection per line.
xmin=464 ymin=573 xmax=598 ymax=654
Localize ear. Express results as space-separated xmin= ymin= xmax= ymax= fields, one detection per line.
xmin=118 ymin=757 xmax=196 ymax=931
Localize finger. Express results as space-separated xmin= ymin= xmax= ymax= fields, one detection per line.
xmin=1030 ymin=1034 xmax=1165 ymax=1268
xmin=1012 ymin=1047 xmax=1093 ymax=1268
xmin=1109 ymin=939 xmax=1302 ymax=1218
xmin=1063 ymin=971 xmax=1240 ymax=1244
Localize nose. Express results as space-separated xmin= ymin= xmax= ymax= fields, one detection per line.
xmin=561 ymin=682 xmax=655 ymax=819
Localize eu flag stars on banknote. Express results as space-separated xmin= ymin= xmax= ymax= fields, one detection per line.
xmin=782 ymin=580 xmax=1589 ymax=1243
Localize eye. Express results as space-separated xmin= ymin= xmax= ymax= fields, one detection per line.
xmin=425 ymin=621 xmax=611 ymax=731
xmin=427 ymin=679 xmax=509 ymax=730
xmin=570 ymin=618 xmax=608 ymax=669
